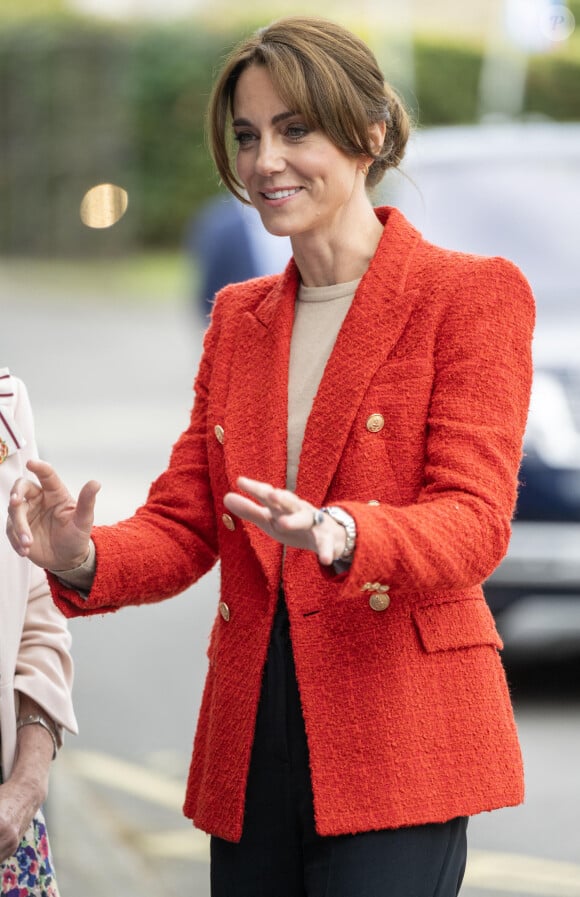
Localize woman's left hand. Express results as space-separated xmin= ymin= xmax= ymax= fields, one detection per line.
xmin=0 ymin=778 xmax=42 ymax=862
xmin=224 ymin=476 xmax=346 ymax=566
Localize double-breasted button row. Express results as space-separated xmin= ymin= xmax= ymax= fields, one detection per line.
xmin=214 ymin=424 xmax=238 ymax=533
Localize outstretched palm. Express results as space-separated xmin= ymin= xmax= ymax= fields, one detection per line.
xmin=7 ymin=459 xmax=99 ymax=571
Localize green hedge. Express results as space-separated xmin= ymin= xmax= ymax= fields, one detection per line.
xmin=413 ymin=38 xmax=484 ymax=125
xmin=1 ymin=18 xmax=579 ymax=256
xmin=0 ymin=19 xmax=237 ymax=255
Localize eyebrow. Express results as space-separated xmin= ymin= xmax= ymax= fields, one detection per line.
xmin=232 ymin=111 xmax=297 ymax=128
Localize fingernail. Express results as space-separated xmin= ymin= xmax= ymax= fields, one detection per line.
xmin=20 ymin=534 xmax=31 ymax=546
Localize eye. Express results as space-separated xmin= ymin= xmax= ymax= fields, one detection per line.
xmin=285 ymin=123 xmax=309 ymax=141
xmin=233 ymin=130 xmax=256 ymax=147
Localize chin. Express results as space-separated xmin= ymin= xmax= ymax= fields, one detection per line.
xmin=265 ymin=225 xmax=292 ymax=238
xmin=259 ymin=216 xmax=293 ymax=238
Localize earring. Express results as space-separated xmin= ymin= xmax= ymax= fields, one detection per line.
xmin=361 ymin=163 xmax=370 ymax=177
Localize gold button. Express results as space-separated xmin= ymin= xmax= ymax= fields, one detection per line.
xmin=214 ymin=425 xmax=225 ymax=444
xmin=361 ymin=581 xmax=389 ymax=592
xmin=222 ymin=513 xmax=236 ymax=531
xmin=366 ymin=413 xmax=385 ymax=433
xmin=368 ymin=500 xmax=380 ymax=506
xmin=369 ymin=593 xmax=391 ymax=612
xmin=219 ymin=601 xmax=230 ymax=621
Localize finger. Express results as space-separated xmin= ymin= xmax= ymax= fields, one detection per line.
xmin=235 ymin=476 xmax=277 ymax=507
xmin=270 ymin=504 xmax=314 ymax=532
xmin=6 ymin=512 xmax=32 ymax=556
xmin=26 ymin=458 xmax=69 ymax=496
xmin=314 ymin=517 xmax=348 ymax=566
xmin=316 ymin=534 xmax=336 ymax=566
xmin=311 ymin=524 xmax=339 ymax=566
xmin=223 ymin=491 xmax=272 ymax=527
xmin=237 ymin=477 xmax=302 ymax=516
xmin=74 ymin=480 xmax=101 ymax=533
xmin=8 ymin=474 xmax=42 ymax=504
xmin=7 ymin=483 xmax=38 ymax=552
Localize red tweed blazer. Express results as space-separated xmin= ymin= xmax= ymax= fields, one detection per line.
xmin=51 ymin=207 xmax=535 ymax=842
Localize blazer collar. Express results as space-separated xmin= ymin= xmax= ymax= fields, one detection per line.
xmin=223 ymin=207 xmax=421 ymax=590
xmin=297 ymin=206 xmax=421 ymax=504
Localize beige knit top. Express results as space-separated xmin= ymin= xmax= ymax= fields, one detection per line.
xmin=286 ymin=278 xmax=359 ymax=491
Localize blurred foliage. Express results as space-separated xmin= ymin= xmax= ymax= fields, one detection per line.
xmin=525 ymin=53 xmax=580 ymax=121
xmin=0 ymin=17 xmax=579 ymax=256
xmin=0 ymin=0 xmax=68 ymax=20
xmin=413 ymin=37 xmax=483 ymax=125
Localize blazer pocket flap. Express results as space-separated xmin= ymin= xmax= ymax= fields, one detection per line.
xmin=413 ymin=599 xmax=503 ymax=653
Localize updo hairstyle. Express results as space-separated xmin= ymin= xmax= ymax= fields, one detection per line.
xmin=208 ymin=16 xmax=411 ymax=202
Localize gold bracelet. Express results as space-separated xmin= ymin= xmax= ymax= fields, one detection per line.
xmin=17 ymin=714 xmax=58 ymax=760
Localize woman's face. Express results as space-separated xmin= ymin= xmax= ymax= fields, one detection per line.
xmin=232 ymin=64 xmax=362 ymax=240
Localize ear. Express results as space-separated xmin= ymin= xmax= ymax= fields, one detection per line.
xmin=369 ymin=120 xmax=387 ymax=155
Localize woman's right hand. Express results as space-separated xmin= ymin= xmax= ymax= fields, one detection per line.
xmin=6 ymin=459 xmax=100 ymax=572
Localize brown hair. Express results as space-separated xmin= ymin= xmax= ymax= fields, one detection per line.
xmin=208 ymin=16 xmax=410 ymax=202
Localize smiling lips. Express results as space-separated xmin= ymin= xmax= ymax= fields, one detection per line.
xmin=262 ymin=187 xmax=302 ymax=200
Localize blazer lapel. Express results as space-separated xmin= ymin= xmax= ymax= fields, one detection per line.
xmin=296 ymin=208 xmax=422 ymax=506
xmin=220 ymin=208 xmax=422 ymax=589
xmin=223 ymin=263 xmax=300 ymax=592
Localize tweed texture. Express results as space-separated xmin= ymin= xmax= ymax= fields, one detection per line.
xmin=49 ymin=207 xmax=535 ymax=842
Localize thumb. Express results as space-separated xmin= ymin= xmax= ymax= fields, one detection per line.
xmin=74 ymin=480 xmax=101 ymax=533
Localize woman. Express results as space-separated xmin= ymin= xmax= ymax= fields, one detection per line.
xmin=7 ymin=17 xmax=535 ymax=897
xmin=0 ymin=368 xmax=77 ymax=894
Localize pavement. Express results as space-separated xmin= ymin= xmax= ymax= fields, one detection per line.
xmin=47 ymin=749 xmax=580 ymax=897
xmin=48 ymin=750 xmax=211 ymax=897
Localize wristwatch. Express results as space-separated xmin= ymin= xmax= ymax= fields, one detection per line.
xmin=321 ymin=506 xmax=357 ymax=560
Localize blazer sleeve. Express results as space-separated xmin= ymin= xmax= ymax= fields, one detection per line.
xmin=15 ymin=563 xmax=78 ymax=739
xmin=11 ymin=378 xmax=78 ymax=738
xmin=337 ymin=256 xmax=536 ymax=595
xmin=49 ymin=296 xmax=224 ymax=618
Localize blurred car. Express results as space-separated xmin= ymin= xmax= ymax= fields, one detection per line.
xmin=377 ymin=121 xmax=580 ymax=657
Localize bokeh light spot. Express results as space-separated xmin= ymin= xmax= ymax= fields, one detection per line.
xmin=80 ymin=183 xmax=129 ymax=229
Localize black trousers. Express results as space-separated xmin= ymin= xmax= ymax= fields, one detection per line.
xmin=211 ymin=597 xmax=468 ymax=897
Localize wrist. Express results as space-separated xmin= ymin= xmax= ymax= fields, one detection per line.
xmin=7 ymin=763 xmax=50 ymax=807
xmin=51 ymin=539 xmax=95 ymax=576
xmin=321 ymin=506 xmax=356 ymax=561
xmin=17 ymin=714 xmax=58 ymax=761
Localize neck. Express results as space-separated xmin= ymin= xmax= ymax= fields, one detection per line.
xmin=291 ymin=202 xmax=384 ymax=288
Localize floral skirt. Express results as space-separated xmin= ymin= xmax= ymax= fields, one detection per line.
xmin=0 ymin=811 xmax=59 ymax=897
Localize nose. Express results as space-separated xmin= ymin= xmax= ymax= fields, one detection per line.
xmin=255 ymin=135 xmax=285 ymax=176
